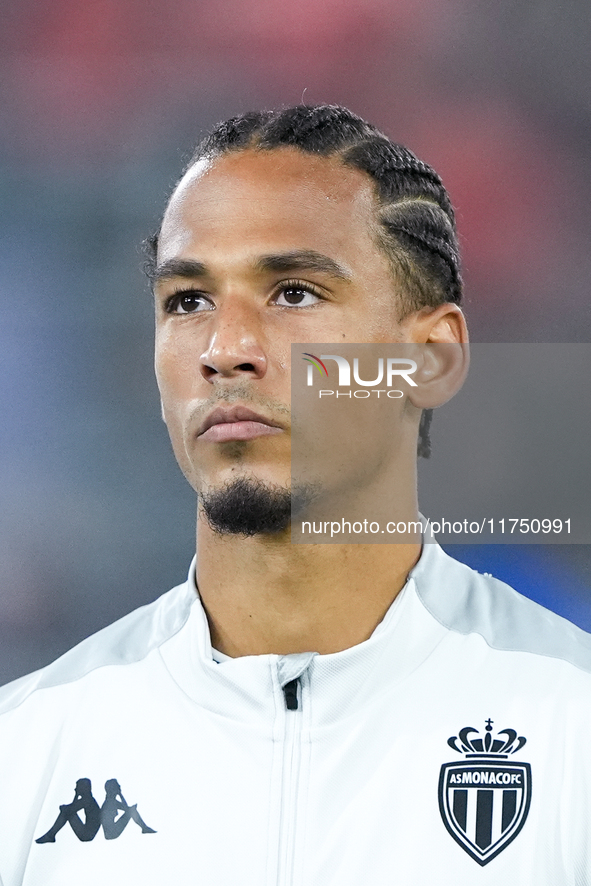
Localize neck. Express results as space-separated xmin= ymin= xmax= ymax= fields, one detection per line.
xmin=195 ymin=514 xmax=421 ymax=657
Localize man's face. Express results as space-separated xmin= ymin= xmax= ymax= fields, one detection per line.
xmin=154 ymin=148 xmax=421 ymax=524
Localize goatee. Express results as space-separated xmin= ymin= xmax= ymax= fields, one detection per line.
xmin=201 ymin=477 xmax=315 ymax=536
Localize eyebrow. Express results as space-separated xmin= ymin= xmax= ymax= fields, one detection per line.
xmin=254 ymin=250 xmax=352 ymax=281
xmin=152 ymin=250 xmax=352 ymax=285
xmin=152 ymin=258 xmax=208 ymax=284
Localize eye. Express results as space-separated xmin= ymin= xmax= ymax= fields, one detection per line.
xmin=165 ymin=290 xmax=214 ymax=314
xmin=274 ymin=282 xmax=323 ymax=308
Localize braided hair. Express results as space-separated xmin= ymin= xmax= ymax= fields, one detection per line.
xmin=145 ymin=105 xmax=464 ymax=457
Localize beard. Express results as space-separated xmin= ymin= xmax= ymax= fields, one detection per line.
xmin=201 ymin=477 xmax=316 ymax=536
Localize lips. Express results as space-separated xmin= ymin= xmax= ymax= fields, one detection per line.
xmin=198 ymin=406 xmax=284 ymax=443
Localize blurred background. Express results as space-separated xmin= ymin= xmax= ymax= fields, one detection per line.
xmin=1 ymin=0 xmax=590 ymax=684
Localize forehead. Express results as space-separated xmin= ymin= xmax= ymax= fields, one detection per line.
xmin=157 ymin=148 xmax=383 ymax=268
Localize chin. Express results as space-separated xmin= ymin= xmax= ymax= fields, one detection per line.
xmin=200 ymin=476 xmax=318 ymax=537
xmin=200 ymin=476 xmax=291 ymax=536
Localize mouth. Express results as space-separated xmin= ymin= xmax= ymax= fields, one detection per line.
xmin=198 ymin=405 xmax=284 ymax=443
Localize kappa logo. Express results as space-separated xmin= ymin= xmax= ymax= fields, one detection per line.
xmin=35 ymin=777 xmax=156 ymax=844
xmin=438 ymin=720 xmax=531 ymax=866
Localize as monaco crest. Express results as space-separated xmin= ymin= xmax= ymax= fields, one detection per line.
xmin=438 ymin=720 xmax=531 ymax=865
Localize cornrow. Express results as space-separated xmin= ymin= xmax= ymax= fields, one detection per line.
xmin=338 ymin=136 xmax=461 ymax=313
xmin=378 ymin=200 xmax=463 ymax=309
xmin=145 ymin=104 xmax=463 ymax=457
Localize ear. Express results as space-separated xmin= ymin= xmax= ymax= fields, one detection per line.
xmin=399 ymin=303 xmax=470 ymax=409
xmin=406 ymin=340 xmax=469 ymax=409
xmin=398 ymin=302 xmax=469 ymax=345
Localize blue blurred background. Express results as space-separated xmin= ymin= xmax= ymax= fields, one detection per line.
xmin=1 ymin=0 xmax=590 ymax=684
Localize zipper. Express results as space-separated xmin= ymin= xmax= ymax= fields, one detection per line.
xmin=282 ymin=679 xmax=299 ymax=711
xmin=273 ymin=653 xmax=314 ymax=886
xmin=277 ymin=676 xmax=303 ymax=886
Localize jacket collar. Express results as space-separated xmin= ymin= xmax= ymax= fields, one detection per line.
xmin=159 ymin=540 xmax=451 ymax=725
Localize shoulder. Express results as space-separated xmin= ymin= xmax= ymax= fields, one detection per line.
xmin=0 ymin=574 xmax=195 ymax=718
xmin=411 ymin=542 xmax=591 ymax=674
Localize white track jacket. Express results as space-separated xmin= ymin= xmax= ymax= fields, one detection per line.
xmin=1 ymin=541 xmax=591 ymax=885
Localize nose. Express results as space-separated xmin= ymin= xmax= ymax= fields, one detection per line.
xmin=199 ymin=298 xmax=268 ymax=383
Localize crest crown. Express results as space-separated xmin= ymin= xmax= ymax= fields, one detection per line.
xmin=447 ymin=720 xmax=527 ymax=757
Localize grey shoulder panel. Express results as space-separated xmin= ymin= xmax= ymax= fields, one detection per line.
xmin=413 ymin=543 xmax=591 ymax=673
xmin=0 ymin=579 xmax=195 ymax=716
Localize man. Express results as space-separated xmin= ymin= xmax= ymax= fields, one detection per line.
xmin=0 ymin=104 xmax=590 ymax=884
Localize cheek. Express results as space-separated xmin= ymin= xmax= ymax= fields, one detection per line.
xmin=154 ymin=336 xmax=196 ymax=461
xmin=155 ymin=351 xmax=198 ymax=486
xmin=155 ymin=329 xmax=199 ymax=408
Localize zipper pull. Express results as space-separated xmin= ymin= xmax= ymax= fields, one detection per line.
xmin=282 ymin=678 xmax=299 ymax=711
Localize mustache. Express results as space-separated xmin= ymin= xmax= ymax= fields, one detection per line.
xmin=187 ymin=385 xmax=291 ymax=432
